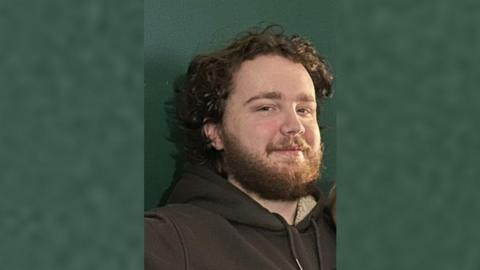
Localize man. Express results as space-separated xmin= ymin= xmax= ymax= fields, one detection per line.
xmin=145 ymin=26 xmax=336 ymax=270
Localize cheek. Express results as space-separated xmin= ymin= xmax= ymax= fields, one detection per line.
xmin=305 ymin=123 xmax=321 ymax=148
xmin=236 ymin=120 xmax=278 ymax=148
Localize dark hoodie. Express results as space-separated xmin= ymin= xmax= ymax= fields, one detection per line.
xmin=145 ymin=163 xmax=336 ymax=270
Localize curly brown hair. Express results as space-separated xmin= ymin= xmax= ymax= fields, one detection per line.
xmin=176 ymin=25 xmax=334 ymax=173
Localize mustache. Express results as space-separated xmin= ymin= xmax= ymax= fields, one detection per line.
xmin=266 ymin=137 xmax=311 ymax=154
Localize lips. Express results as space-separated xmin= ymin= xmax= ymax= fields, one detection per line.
xmin=272 ymin=145 xmax=305 ymax=155
xmin=266 ymin=139 xmax=309 ymax=155
xmin=274 ymin=144 xmax=303 ymax=151
xmin=275 ymin=148 xmax=302 ymax=151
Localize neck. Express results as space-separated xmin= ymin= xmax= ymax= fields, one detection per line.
xmin=229 ymin=178 xmax=298 ymax=225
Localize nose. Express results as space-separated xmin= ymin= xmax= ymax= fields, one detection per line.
xmin=280 ymin=109 xmax=305 ymax=136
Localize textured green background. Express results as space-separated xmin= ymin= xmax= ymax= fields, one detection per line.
xmin=2 ymin=0 xmax=480 ymax=269
xmin=337 ymin=1 xmax=480 ymax=269
xmin=0 ymin=0 xmax=143 ymax=269
xmin=145 ymin=0 xmax=337 ymax=211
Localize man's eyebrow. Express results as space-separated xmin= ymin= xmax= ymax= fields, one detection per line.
xmin=243 ymin=91 xmax=316 ymax=105
xmin=244 ymin=91 xmax=282 ymax=105
xmin=296 ymin=93 xmax=316 ymax=103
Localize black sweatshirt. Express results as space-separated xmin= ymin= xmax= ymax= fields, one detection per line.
xmin=145 ymin=163 xmax=336 ymax=270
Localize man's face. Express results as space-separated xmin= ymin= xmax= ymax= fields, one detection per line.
xmin=206 ymin=54 xmax=323 ymax=201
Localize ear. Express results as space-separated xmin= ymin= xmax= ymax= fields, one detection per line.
xmin=203 ymin=122 xmax=224 ymax=150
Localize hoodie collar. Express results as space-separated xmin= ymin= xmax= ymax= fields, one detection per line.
xmin=168 ymin=163 xmax=326 ymax=231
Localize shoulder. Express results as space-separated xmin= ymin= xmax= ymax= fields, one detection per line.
xmin=144 ymin=204 xmax=225 ymax=230
xmin=145 ymin=204 xmax=219 ymax=225
xmin=144 ymin=204 xmax=231 ymax=270
xmin=145 ymin=204 xmax=231 ymax=239
xmin=145 ymin=204 xmax=213 ymax=243
xmin=144 ymin=205 xmax=200 ymax=270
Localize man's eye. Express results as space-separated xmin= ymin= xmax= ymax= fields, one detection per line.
xmin=297 ymin=108 xmax=312 ymax=115
xmin=257 ymin=106 xmax=274 ymax=112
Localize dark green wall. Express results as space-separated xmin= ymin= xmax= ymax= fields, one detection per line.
xmin=1 ymin=0 xmax=143 ymax=269
xmin=145 ymin=0 xmax=337 ymax=210
xmin=337 ymin=2 xmax=480 ymax=269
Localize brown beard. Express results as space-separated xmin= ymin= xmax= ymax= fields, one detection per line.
xmin=221 ymin=129 xmax=323 ymax=201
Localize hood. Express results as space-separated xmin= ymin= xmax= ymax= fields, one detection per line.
xmin=167 ymin=163 xmax=327 ymax=232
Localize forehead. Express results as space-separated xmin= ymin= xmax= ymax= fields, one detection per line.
xmin=230 ymin=55 xmax=316 ymax=101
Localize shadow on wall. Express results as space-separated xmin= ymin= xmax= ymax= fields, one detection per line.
xmin=144 ymin=54 xmax=187 ymax=209
xmin=158 ymin=74 xmax=188 ymax=206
